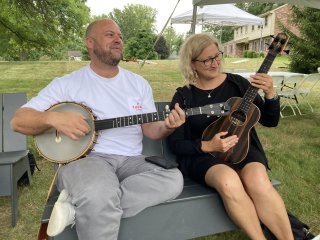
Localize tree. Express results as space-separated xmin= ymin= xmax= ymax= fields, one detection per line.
xmin=107 ymin=4 xmax=157 ymax=41
xmin=173 ymin=35 xmax=184 ymax=56
xmin=105 ymin=4 xmax=159 ymax=60
xmin=154 ymin=36 xmax=169 ymax=59
xmin=124 ymin=29 xmax=157 ymax=60
xmin=163 ymin=27 xmax=176 ymax=55
xmin=0 ymin=0 xmax=90 ymax=60
xmin=286 ymin=7 xmax=320 ymax=73
xmin=235 ymin=3 xmax=283 ymax=15
xmin=202 ymin=25 xmax=234 ymax=44
xmin=163 ymin=27 xmax=185 ymax=57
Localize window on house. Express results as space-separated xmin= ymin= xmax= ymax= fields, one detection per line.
xmin=252 ymin=25 xmax=254 ymax=31
xmin=265 ymin=16 xmax=268 ymax=26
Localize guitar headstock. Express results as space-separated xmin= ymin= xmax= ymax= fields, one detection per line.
xmin=268 ymin=32 xmax=289 ymax=56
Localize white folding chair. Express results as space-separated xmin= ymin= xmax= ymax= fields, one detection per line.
xmin=278 ymin=74 xmax=304 ymax=117
xmin=270 ymin=75 xmax=285 ymax=117
xmin=295 ymin=73 xmax=320 ymax=113
xmin=272 ymin=75 xmax=285 ymax=93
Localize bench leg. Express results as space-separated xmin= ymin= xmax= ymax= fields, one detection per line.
xmin=25 ymin=155 xmax=32 ymax=185
xmin=11 ymin=165 xmax=18 ymax=227
xmin=10 ymin=155 xmax=31 ymax=227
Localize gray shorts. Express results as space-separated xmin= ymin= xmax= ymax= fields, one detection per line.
xmin=57 ymin=153 xmax=183 ymax=240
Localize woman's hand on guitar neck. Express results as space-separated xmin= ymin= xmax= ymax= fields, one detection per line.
xmin=48 ymin=111 xmax=91 ymax=140
xmin=250 ymin=73 xmax=276 ymax=98
xmin=201 ymin=131 xmax=239 ymax=153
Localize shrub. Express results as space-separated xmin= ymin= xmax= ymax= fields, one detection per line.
xmin=243 ymin=50 xmax=249 ymax=58
xmin=247 ymin=50 xmax=254 ymax=58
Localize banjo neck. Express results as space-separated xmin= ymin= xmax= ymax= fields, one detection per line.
xmin=94 ymin=111 xmax=167 ymax=131
xmin=94 ymin=106 xmax=223 ymax=131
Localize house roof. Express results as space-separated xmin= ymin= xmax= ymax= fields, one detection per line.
xmin=67 ymin=51 xmax=82 ymax=57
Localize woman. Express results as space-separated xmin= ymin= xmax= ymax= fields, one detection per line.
xmin=168 ymin=33 xmax=293 ymax=240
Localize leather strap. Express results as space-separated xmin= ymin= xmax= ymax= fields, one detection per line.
xmin=38 ymin=223 xmax=48 ymax=240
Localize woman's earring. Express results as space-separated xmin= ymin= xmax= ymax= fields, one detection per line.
xmin=193 ymin=70 xmax=198 ymax=80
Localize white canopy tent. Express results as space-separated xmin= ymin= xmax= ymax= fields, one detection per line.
xmin=193 ymin=0 xmax=320 ymax=8
xmin=190 ymin=0 xmax=320 ymax=33
xmin=171 ymin=4 xmax=264 ymax=27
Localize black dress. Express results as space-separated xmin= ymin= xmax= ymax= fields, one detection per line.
xmin=168 ymin=73 xmax=280 ymax=185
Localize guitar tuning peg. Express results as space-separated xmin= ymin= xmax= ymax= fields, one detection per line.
xmin=283 ymin=50 xmax=290 ymax=55
xmin=165 ymin=105 xmax=170 ymax=113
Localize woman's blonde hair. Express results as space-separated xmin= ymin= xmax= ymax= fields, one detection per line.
xmin=179 ymin=33 xmax=222 ymax=85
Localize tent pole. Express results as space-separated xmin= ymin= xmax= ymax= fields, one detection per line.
xmin=190 ymin=5 xmax=197 ymax=34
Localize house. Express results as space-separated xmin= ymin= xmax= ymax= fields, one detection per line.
xmin=222 ymin=4 xmax=299 ymax=57
xmin=67 ymin=51 xmax=82 ymax=61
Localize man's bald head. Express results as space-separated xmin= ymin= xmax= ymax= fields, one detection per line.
xmin=85 ymin=19 xmax=120 ymax=38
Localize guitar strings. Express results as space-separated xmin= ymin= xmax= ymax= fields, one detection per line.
xmin=94 ymin=112 xmax=167 ymax=130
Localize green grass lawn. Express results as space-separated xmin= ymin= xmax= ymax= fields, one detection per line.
xmin=0 ymin=58 xmax=319 ymax=240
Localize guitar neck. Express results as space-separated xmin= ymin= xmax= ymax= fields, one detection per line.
xmin=239 ymin=51 xmax=277 ymax=113
xmin=94 ymin=106 xmax=216 ymax=131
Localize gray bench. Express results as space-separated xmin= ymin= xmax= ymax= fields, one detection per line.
xmin=0 ymin=93 xmax=31 ymax=227
xmin=38 ymin=101 xmax=281 ymax=240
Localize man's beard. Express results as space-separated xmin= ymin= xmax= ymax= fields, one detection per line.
xmin=93 ymin=44 xmax=122 ymax=66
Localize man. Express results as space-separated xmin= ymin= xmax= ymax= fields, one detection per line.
xmin=11 ymin=19 xmax=185 ymax=240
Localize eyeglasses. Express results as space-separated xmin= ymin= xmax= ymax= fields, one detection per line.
xmin=193 ymin=51 xmax=224 ymax=67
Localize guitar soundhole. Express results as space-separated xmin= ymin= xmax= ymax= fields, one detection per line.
xmin=230 ymin=110 xmax=246 ymax=126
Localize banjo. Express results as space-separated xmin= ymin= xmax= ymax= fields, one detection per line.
xmin=34 ymin=101 xmax=230 ymax=164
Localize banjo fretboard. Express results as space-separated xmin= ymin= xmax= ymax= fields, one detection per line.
xmin=94 ymin=105 xmax=227 ymax=131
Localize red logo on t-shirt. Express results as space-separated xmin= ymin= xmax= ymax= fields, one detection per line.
xmin=132 ymin=102 xmax=142 ymax=111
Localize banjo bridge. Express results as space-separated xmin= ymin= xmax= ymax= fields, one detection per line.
xmin=55 ymin=130 xmax=62 ymax=143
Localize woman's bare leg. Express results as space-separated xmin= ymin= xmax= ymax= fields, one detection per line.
xmin=205 ymin=164 xmax=266 ymax=240
xmin=239 ymin=162 xmax=293 ymax=240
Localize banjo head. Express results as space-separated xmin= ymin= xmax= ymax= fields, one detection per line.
xmin=34 ymin=102 xmax=96 ymax=164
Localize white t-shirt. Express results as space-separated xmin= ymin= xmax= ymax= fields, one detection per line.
xmin=24 ymin=65 xmax=156 ymax=156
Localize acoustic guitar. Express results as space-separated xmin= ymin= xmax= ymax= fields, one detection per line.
xmin=202 ymin=32 xmax=289 ymax=164
xmin=34 ymin=101 xmax=230 ymax=164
